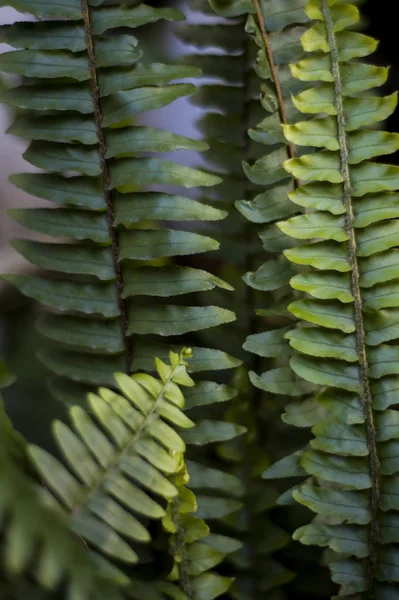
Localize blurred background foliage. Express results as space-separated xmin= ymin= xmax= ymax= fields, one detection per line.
xmin=0 ymin=4 xmax=398 ymax=598
xmin=0 ymin=0 xmax=397 ymax=454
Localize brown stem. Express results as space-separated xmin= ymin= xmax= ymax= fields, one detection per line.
xmin=81 ymin=0 xmax=132 ymax=371
xmin=322 ymin=2 xmax=380 ymax=597
xmin=251 ymin=0 xmax=295 ymax=160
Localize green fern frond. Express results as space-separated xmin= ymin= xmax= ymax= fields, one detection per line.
xmin=0 ymin=394 xmax=127 ymax=600
xmin=0 ymin=0 xmax=238 ymax=401
xmin=27 ymin=349 xmax=194 ymax=571
xmin=177 ymin=1 xmax=308 ymax=596
xmin=262 ymin=0 xmax=399 ymax=597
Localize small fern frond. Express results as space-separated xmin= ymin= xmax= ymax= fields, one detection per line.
xmin=28 ymin=349 xmax=194 ymax=571
xmin=263 ymin=0 xmax=399 ymax=597
xmin=0 ymin=0 xmax=237 ymax=401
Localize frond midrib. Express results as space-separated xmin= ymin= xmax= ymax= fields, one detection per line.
xmin=322 ymin=1 xmax=380 ymax=594
xmin=82 ymin=0 xmax=131 ymax=370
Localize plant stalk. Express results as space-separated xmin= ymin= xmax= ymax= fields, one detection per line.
xmin=322 ymin=2 xmax=380 ymax=596
xmin=81 ymin=0 xmax=132 ymax=372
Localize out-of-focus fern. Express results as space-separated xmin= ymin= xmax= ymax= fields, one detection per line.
xmin=0 ymin=363 xmax=126 ymax=600
xmin=177 ymin=1 xmax=310 ymax=597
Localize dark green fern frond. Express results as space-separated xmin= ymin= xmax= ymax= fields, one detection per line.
xmin=0 ymin=0 xmax=237 ymax=402
xmin=177 ymin=1 xmax=309 ymax=597
xmin=262 ymin=0 xmax=399 ymax=597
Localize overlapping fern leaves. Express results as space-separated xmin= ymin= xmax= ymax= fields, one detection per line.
xmin=256 ymin=0 xmax=399 ymax=597
xmin=0 ymin=363 xmax=126 ymax=600
xmin=177 ymin=1 xmax=306 ymax=597
xmin=0 ymin=0 xmax=239 ymax=402
xmin=1 ymin=350 xmax=234 ymax=599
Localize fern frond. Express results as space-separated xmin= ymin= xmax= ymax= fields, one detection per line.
xmin=0 ymin=395 xmax=126 ymax=599
xmin=27 ymin=350 xmax=194 ymax=572
xmin=262 ymin=0 xmax=399 ymax=596
xmin=177 ymin=1 xmax=309 ymax=596
xmin=0 ymin=0 xmax=238 ymax=401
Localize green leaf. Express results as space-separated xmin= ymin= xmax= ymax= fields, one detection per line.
xmin=236 ymin=183 xmax=296 ymax=223
xmin=2 ymin=275 xmax=119 ymax=317
xmin=106 ymin=126 xmax=207 ymax=157
xmin=127 ymin=305 xmax=235 ymax=336
xmin=1 ymin=83 xmax=93 ymax=114
xmin=263 ymin=449 xmax=307 ymax=480
xmin=187 ymin=461 xmax=244 ymax=498
xmin=294 ymin=523 xmax=368 ymax=558
xmin=114 ymin=192 xmax=226 ymax=224
xmin=286 ymin=327 xmax=357 ymax=362
xmin=24 ymin=143 xmax=101 ymax=176
xmin=0 ymin=21 xmax=86 ymax=51
xmin=249 ymin=367 xmax=312 ymax=396
xmin=119 ymin=229 xmax=218 ymax=261
xmin=36 ymin=314 xmax=124 ymax=354
xmin=9 ymin=115 xmax=97 ymax=145
xmin=9 ymin=174 xmax=106 ymax=210
xmin=191 ymin=573 xmax=232 ymax=600
xmin=0 ymin=0 xmax=82 ymax=19
xmin=94 ymin=36 xmax=142 ymax=69
xmin=284 ymin=152 xmax=342 ymax=184
xmin=288 ymin=299 xmax=355 ymax=333
xmin=99 ymin=63 xmax=201 ymax=98
xmin=279 ymin=212 xmax=347 ymax=241
xmin=244 ymin=327 xmax=291 ymax=358
xmin=243 ymin=260 xmax=293 ymax=291
xmin=102 ymin=85 xmax=195 ymax=128
xmin=111 ymin=158 xmax=221 ymax=190
xmin=9 ymin=209 xmax=109 ymax=243
xmin=122 ymin=266 xmax=231 ymax=298
xmin=91 ymin=5 xmax=185 ymax=35
xmin=284 ymin=241 xmax=350 ymax=271
xmin=300 ymin=450 xmax=371 ymax=490
xmin=182 ymin=420 xmax=246 ymax=445
xmin=290 ymin=271 xmax=352 ymax=303
xmin=293 ymin=485 xmax=371 ymax=524
xmin=0 ymin=50 xmax=89 ymax=80
xmin=290 ymin=354 xmax=361 ymax=393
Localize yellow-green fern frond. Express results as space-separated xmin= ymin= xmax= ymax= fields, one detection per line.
xmin=263 ymin=1 xmax=399 ymax=596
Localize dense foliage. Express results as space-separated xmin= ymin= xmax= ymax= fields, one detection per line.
xmin=1 ymin=0 xmax=399 ymax=598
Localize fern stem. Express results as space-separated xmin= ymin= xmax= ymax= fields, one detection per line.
xmin=81 ymin=0 xmax=132 ymax=372
xmin=322 ymin=2 xmax=380 ymax=596
xmin=251 ymin=0 xmax=295 ymax=161
xmin=172 ymin=500 xmax=193 ymax=599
